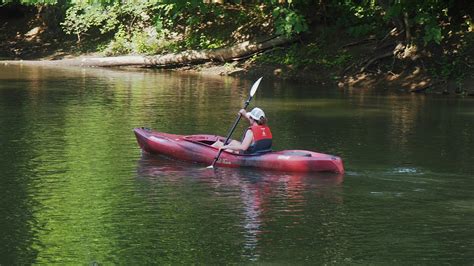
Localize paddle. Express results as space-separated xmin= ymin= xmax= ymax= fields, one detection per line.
xmin=207 ymin=77 xmax=263 ymax=169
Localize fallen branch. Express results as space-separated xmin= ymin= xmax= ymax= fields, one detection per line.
xmin=410 ymin=80 xmax=442 ymax=93
xmin=341 ymin=62 xmax=356 ymax=76
xmin=462 ymin=60 xmax=474 ymax=69
xmin=376 ymin=27 xmax=401 ymax=49
xmin=341 ymin=37 xmax=377 ymax=48
xmin=360 ymin=51 xmax=393 ymax=72
xmin=4 ymin=35 xmax=293 ymax=68
xmin=231 ymin=46 xmax=282 ymax=61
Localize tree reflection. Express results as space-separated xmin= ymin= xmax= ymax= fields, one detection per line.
xmin=136 ymin=154 xmax=344 ymax=263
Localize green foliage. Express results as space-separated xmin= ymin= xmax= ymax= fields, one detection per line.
xmin=347 ymin=24 xmax=375 ymax=38
xmin=384 ymin=0 xmax=448 ymax=45
xmin=101 ymin=27 xmax=173 ymax=56
xmin=3 ymin=0 xmax=472 ymax=50
xmin=102 ymin=28 xmax=130 ymax=55
xmin=3 ymin=0 xmax=473 ymax=90
xmin=428 ymin=32 xmax=473 ymax=85
xmin=329 ymin=0 xmax=383 ymax=38
xmin=414 ymin=10 xmax=444 ymax=45
xmin=158 ymin=1 xmax=239 ymax=50
xmin=255 ymin=42 xmax=351 ymax=70
xmin=423 ymin=24 xmax=442 ymax=45
xmin=0 ymin=0 xmax=57 ymax=4
xmin=272 ymin=6 xmax=308 ymax=37
xmin=429 ymin=56 xmax=466 ymax=89
xmin=184 ymin=33 xmax=225 ymax=50
xmin=61 ymin=3 xmax=114 ymax=42
xmin=84 ymin=0 xmax=234 ymax=54
xmin=61 ymin=1 xmax=167 ymax=54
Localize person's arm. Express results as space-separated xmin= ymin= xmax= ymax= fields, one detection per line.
xmin=222 ymin=130 xmax=253 ymax=151
xmin=239 ymin=109 xmax=252 ymax=123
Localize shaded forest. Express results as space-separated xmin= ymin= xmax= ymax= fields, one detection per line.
xmin=0 ymin=0 xmax=473 ymax=94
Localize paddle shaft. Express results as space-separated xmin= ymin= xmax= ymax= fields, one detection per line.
xmin=210 ymin=98 xmax=252 ymax=168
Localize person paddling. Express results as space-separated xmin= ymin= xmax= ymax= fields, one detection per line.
xmin=212 ymin=107 xmax=272 ymax=154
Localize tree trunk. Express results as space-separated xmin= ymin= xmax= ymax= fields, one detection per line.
xmin=403 ymin=11 xmax=411 ymax=42
xmin=376 ymin=0 xmax=404 ymax=31
xmin=14 ymin=36 xmax=292 ymax=67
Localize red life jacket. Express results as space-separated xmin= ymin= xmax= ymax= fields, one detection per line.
xmin=246 ymin=125 xmax=272 ymax=154
xmin=249 ymin=125 xmax=272 ymax=141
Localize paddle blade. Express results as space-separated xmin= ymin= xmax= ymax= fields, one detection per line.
xmin=250 ymin=77 xmax=263 ymax=97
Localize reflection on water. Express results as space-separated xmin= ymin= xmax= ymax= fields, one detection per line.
xmin=136 ymin=154 xmax=344 ymax=262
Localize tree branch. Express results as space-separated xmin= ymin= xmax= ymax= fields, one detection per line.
xmin=5 ymin=35 xmax=293 ymax=68
xmin=360 ymin=51 xmax=393 ymax=72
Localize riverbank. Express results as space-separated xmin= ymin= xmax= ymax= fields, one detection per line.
xmin=1 ymin=3 xmax=473 ymax=96
xmin=5 ymin=55 xmax=472 ymax=96
xmin=3 ymin=59 xmax=473 ymax=96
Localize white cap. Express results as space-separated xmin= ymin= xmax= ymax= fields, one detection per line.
xmin=247 ymin=107 xmax=265 ymax=121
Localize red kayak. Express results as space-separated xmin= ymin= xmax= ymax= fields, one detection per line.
xmin=134 ymin=128 xmax=344 ymax=174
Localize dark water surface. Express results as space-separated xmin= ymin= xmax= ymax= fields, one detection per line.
xmin=1 ymin=64 xmax=473 ymax=264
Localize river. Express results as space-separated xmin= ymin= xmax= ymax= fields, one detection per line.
xmin=0 ymin=64 xmax=473 ymax=264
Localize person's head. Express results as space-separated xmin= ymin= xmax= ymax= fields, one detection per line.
xmin=247 ymin=107 xmax=267 ymax=125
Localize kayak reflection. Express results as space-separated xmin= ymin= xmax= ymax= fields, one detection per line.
xmin=136 ymin=154 xmax=344 ymax=260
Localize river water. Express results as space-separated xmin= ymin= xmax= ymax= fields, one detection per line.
xmin=0 ymin=64 xmax=473 ymax=264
